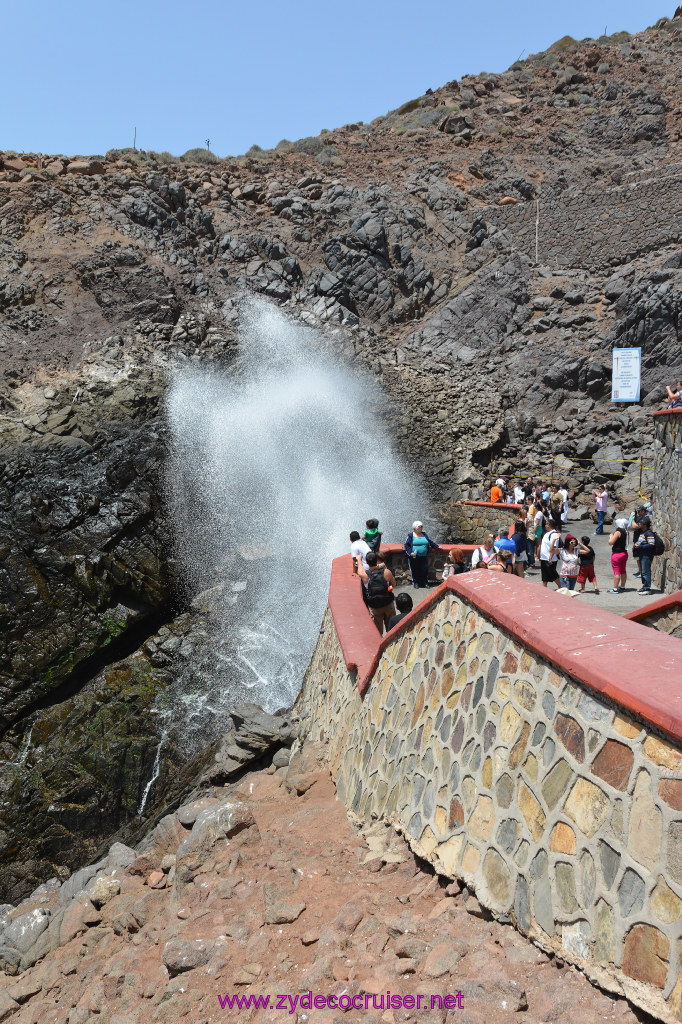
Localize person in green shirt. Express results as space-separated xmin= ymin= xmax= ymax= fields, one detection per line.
xmin=363 ymin=518 xmax=382 ymax=554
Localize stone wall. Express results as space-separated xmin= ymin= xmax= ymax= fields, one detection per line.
xmin=485 ymin=165 xmax=682 ymax=271
xmin=652 ymin=411 xmax=682 ymax=594
xmin=625 ymin=593 xmax=682 ymax=639
xmin=297 ymin=568 xmax=682 ymax=1022
xmin=447 ymin=501 xmax=522 ymax=544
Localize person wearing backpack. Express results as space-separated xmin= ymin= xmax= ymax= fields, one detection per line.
xmin=363 ymin=518 xmax=382 ymax=554
xmin=471 ymin=535 xmax=496 ymax=569
xmin=633 ymin=517 xmax=658 ymax=595
xmin=539 ymin=523 xmax=562 ymax=588
xmin=357 ymin=551 xmax=397 ymax=634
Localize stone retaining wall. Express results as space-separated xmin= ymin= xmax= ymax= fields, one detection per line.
xmin=625 ymin=593 xmax=682 ymax=640
xmin=653 ymin=411 xmax=682 ymax=594
xmin=297 ymin=568 xmax=682 ymax=1022
xmin=485 ymin=167 xmax=682 ymax=271
xmin=447 ymin=501 xmax=522 ymax=543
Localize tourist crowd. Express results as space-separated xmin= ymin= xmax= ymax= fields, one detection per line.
xmin=349 ymin=483 xmax=662 ymax=635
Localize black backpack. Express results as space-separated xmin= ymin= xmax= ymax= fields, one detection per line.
xmin=653 ymin=532 xmax=666 ymax=556
xmin=366 ymin=532 xmax=382 ymax=554
xmin=366 ymin=568 xmax=392 ymax=608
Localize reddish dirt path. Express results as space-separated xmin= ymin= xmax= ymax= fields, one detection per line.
xmin=0 ymin=743 xmax=648 ymax=1024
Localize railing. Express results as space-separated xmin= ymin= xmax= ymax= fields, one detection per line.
xmin=329 ymin=544 xmax=475 ymax=694
xmin=328 ymin=553 xmax=682 ymax=741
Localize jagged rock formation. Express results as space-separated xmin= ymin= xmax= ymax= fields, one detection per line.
xmin=2 ymin=16 xmax=682 ymax=896
xmin=0 ymin=700 xmax=294 ymax=906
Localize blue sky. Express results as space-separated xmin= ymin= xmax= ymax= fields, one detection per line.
xmin=4 ymin=0 xmax=658 ymax=158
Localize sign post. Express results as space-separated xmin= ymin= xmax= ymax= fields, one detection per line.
xmin=611 ymin=347 xmax=641 ymax=403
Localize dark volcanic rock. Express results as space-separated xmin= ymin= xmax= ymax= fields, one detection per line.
xmin=0 ymin=423 xmax=171 ymax=731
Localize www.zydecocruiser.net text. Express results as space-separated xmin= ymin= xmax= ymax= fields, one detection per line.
xmin=217 ymin=990 xmax=465 ymax=1012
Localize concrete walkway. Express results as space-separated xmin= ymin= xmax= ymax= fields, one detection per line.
xmin=393 ymin=517 xmax=663 ymax=619
xmin=523 ymin=515 xmax=660 ymax=616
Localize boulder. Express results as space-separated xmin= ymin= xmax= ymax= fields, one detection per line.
xmin=65 ymin=160 xmax=105 ymax=175
xmin=162 ymin=938 xmax=213 ymax=974
xmin=105 ymin=843 xmax=136 ymax=872
xmin=88 ymin=877 xmax=121 ymax=909
xmin=175 ymin=799 xmax=257 ymax=884
xmin=593 ymin=444 xmax=624 ymax=477
xmin=2 ymin=910 xmax=50 ymax=954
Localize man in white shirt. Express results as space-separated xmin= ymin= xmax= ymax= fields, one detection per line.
xmin=471 ymin=535 xmax=497 ymax=569
xmin=350 ymin=531 xmax=371 ymax=573
xmin=540 ymin=526 xmax=562 ymax=588
xmin=558 ymin=485 xmax=569 ymax=524
xmin=513 ymin=482 xmax=525 ymax=504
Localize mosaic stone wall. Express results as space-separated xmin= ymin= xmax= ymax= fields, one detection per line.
xmin=633 ymin=603 xmax=682 ymax=641
xmin=448 ymin=502 xmax=521 ymax=544
xmin=653 ymin=414 xmax=682 ymax=594
xmin=297 ymin=593 xmax=682 ymax=1021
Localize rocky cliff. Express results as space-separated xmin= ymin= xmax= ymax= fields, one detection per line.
xmin=2 ymin=15 xmax=682 ymax=898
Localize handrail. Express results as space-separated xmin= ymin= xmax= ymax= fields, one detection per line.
xmin=327 ymin=545 xmax=475 ymax=690
xmin=327 ymin=558 xmax=682 ymax=741
xmin=623 ymin=590 xmax=682 ymax=623
xmin=459 ymin=500 xmax=523 ymax=509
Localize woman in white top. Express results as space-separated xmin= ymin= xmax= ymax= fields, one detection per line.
xmin=551 ymin=535 xmax=580 ymax=590
xmin=471 ymin=535 xmax=497 ymax=569
xmin=559 ymin=485 xmax=569 ymax=524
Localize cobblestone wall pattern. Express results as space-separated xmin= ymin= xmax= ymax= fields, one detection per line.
xmin=485 ymin=168 xmax=682 ymax=271
xmin=298 ymin=592 xmax=682 ymax=1021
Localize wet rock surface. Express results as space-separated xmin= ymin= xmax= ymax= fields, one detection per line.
xmin=0 ymin=663 xmax=294 ymax=902
xmin=0 ymin=745 xmax=643 ymax=1024
xmin=0 ymin=424 xmax=170 ymax=729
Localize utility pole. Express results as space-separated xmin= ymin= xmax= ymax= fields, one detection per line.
xmin=133 ymin=127 xmax=137 ymax=151
xmin=535 ymin=199 xmax=540 ymax=266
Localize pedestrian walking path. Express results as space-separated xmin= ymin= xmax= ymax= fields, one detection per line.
xmin=523 ymin=515 xmax=659 ymax=616
xmin=393 ymin=517 xmax=663 ymax=619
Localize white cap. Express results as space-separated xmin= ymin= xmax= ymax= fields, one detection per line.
xmin=616 ymin=518 xmax=628 ymax=529
xmin=412 ymin=521 xmax=423 ymax=530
